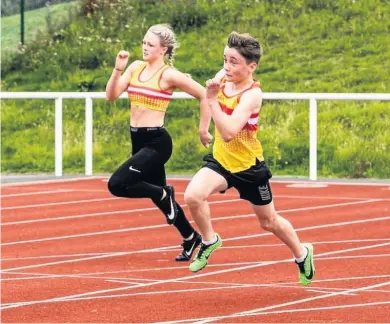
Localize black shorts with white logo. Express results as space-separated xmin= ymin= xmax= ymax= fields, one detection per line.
xmin=202 ymin=154 xmax=273 ymax=206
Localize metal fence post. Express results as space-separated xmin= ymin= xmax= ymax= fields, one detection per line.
xmin=309 ymin=98 xmax=318 ymax=181
xmin=85 ymin=97 xmax=93 ymax=175
xmin=55 ymin=97 xmax=63 ymax=176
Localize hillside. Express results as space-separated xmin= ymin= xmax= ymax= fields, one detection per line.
xmin=1 ymin=1 xmax=81 ymax=52
xmin=1 ymin=0 xmax=390 ymax=178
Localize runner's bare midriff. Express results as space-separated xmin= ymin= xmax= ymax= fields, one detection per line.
xmin=130 ymin=105 xmax=165 ymax=127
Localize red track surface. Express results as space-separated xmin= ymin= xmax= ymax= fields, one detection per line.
xmin=1 ymin=177 xmax=390 ymax=323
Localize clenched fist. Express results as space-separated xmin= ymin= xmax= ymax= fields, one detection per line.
xmin=115 ymin=50 xmax=129 ymax=71
xmin=205 ymin=78 xmax=220 ymax=100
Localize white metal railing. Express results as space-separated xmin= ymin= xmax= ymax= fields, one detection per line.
xmin=1 ymin=92 xmax=390 ymax=180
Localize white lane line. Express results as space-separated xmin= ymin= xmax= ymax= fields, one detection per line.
xmin=2 ymin=241 xmax=390 ymax=310
xmin=177 ymin=193 xmax=388 ymax=201
xmin=0 ymin=285 xmax=277 ymax=309
xmin=2 ymin=177 xmax=388 ymax=188
xmin=275 ymin=194 xmax=390 ymax=201
xmin=7 ymin=270 xmax=389 ymax=285
xmin=1 ymin=189 xmax=74 ymax=198
xmin=250 ymin=300 xmax=390 ymax=316
xmin=159 ymin=178 xmax=390 ymax=186
xmin=190 ymin=281 xmax=390 ymax=324
xmin=1 ymin=197 xmax=121 ymax=211
xmin=2 ymin=283 xmax=362 ymax=308
xmin=305 ymin=288 xmax=356 ymax=295
xmin=1 ymin=176 xmax=106 ymax=187
xmin=4 ymin=238 xmax=389 ymax=261
xmin=3 ymin=214 xmax=390 ymax=272
xmin=223 ymin=214 xmax=390 ymax=243
xmin=0 ymin=273 xmax=142 ymax=285
xmin=1 ymin=198 xmax=243 ymax=225
xmin=215 ymin=238 xmax=390 ymax=250
xmin=155 ymin=301 xmax=390 ymax=324
xmin=1 ymin=196 xmax=382 ymax=227
xmin=1 ymin=199 xmax=383 ymax=246
xmin=2 ymin=252 xmax=111 ymax=261
xmin=2 ymin=184 xmax=386 ymax=213
xmin=271 ymin=180 xmax=390 ymax=186
xmin=8 ymin=252 xmax=388 ymax=277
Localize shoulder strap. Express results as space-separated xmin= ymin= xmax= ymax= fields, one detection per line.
xmin=237 ymin=79 xmax=261 ymax=103
xmin=129 ymin=62 xmax=147 ymax=84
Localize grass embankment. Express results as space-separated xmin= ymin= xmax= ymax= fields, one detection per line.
xmin=1 ymin=0 xmax=389 ymax=178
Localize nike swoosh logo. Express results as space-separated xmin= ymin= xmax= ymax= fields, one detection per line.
xmin=167 ymin=197 xmax=175 ymax=220
xmin=306 ymin=258 xmax=314 ymax=280
xmin=185 ymin=241 xmax=196 ymax=257
xmin=129 ymin=166 xmax=141 ymax=173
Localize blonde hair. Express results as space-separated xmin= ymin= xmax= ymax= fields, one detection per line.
xmin=148 ymin=24 xmax=179 ymax=67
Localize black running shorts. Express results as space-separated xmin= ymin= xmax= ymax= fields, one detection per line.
xmin=202 ymin=154 xmax=273 ymax=206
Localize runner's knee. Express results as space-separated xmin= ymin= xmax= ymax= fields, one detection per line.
xmin=184 ymin=187 xmax=206 ymax=206
xmin=258 ymin=212 xmax=278 ymax=232
xmin=107 ymin=175 xmax=124 ymax=197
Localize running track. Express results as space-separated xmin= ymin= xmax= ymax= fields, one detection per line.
xmin=1 ymin=177 xmax=390 ymax=323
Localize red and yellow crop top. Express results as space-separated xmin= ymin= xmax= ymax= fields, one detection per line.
xmin=127 ymin=62 xmax=173 ymax=112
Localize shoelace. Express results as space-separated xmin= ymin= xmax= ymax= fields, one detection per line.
xmin=196 ymin=243 xmax=208 ymax=259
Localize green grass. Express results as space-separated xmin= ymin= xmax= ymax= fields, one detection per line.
xmin=1 ymin=0 xmax=390 ymax=178
xmin=1 ymin=1 xmax=80 ymax=53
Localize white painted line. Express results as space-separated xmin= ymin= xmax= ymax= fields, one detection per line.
xmin=1 ymin=189 xmax=74 ymax=198
xmin=1 ymin=176 xmax=107 ymax=187
xmin=3 ymin=177 xmax=389 ymax=189
xmin=1 ymin=199 xmax=383 ymax=245
xmin=305 ymin=288 xmax=356 ymax=295
xmin=187 ymin=281 xmax=390 ymax=324
xmin=287 ymin=183 xmax=328 ymax=188
xmin=6 ymin=253 xmax=388 ymax=277
xmin=213 ymin=238 xmax=390 ymax=250
xmin=8 ymin=270 xmax=389 ymax=286
xmin=1 ymin=196 xmax=381 ymax=227
xmin=270 ymin=179 xmax=390 ymax=187
xmin=1 ymin=207 xmax=159 ymax=225
xmin=168 ymin=178 xmax=390 ymax=186
xmin=2 ymin=252 xmax=110 ymax=261
xmin=1 ymin=223 xmax=168 ymax=246
xmin=4 ymin=238 xmax=389 ymax=261
xmin=223 ymin=214 xmax=389 ymax=243
xmin=2 ymin=241 xmax=390 ymax=310
xmin=1 ymin=198 xmax=243 ymax=225
xmin=1 ymin=197 xmax=121 ymax=211
xmin=249 ymin=300 xmax=390 ymax=316
xmin=1 ymin=245 xmax=182 ymax=272
xmin=275 ymin=195 xmax=381 ymax=200
xmin=3 ymin=214 xmax=390 ymax=271
xmin=155 ymin=301 xmax=390 ymax=324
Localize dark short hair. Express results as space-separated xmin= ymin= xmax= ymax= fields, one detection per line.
xmin=227 ymin=31 xmax=262 ymax=64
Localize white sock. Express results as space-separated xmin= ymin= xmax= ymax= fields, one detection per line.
xmin=184 ymin=233 xmax=194 ymax=241
xmin=202 ymin=234 xmax=217 ymax=246
xmin=295 ymin=246 xmax=308 ymax=263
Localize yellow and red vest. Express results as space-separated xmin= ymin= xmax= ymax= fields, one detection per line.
xmin=128 ymin=62 xmax=172 ymax=112
xmin=213 ymin=78 xmax=264 ymax=173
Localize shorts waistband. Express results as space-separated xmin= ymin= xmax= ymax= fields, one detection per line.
xmin=130 ymin=126 xmax=164 ymax=133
